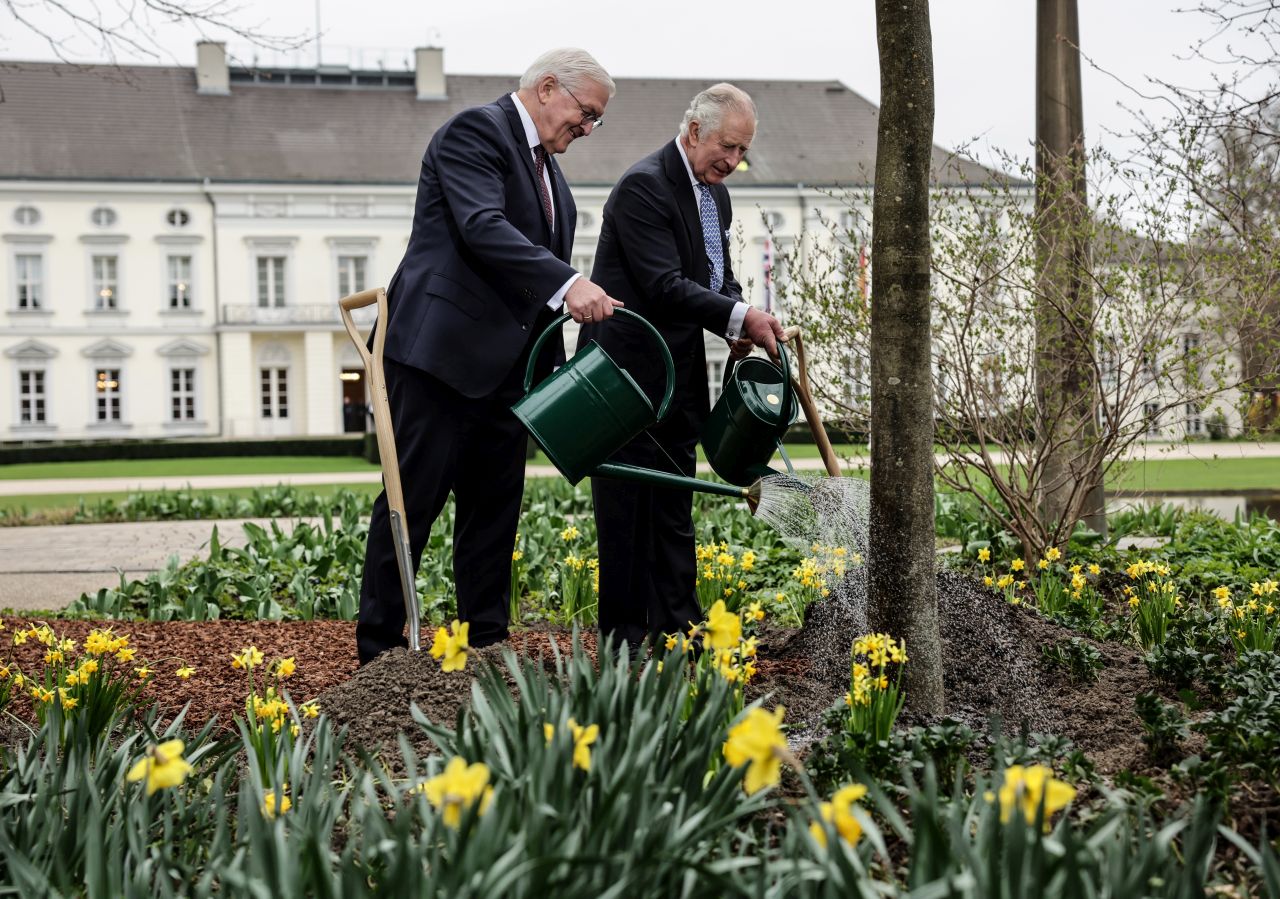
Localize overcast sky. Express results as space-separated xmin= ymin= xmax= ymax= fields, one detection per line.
xmin=0 ymin=1 xmax=1241 ymax=166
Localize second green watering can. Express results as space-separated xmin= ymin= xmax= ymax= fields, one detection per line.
xmin=513 ymin=310 xmax=796 ymax=509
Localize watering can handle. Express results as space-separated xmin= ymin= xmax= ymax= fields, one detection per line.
xmin=522 ymin=308 xmax=677 ymax=422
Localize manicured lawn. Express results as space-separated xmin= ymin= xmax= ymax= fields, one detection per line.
xmin=0 ymin=456 xmax=379 ymax=480
xmin=1108 ymin=457 xmax=1280 ymax=492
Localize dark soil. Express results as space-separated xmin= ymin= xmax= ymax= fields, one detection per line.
xmin=775 ymin=568 xmax=1158 ymax=775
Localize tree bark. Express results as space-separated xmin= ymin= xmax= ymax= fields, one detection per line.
xmin=1035 ymin=0 xmax=1107 ymax=540
xmin=869 ymin=0 xmax=944 ymax=715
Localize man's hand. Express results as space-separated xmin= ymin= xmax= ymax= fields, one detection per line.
xmin=565 ymin=278 xmax=623 ymax=324
xmin=726 ymin=337 xmax=753 ymax=361
xmin=742 ymin=306 xmax=785 ymax=360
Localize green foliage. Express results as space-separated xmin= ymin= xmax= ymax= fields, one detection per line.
xmin=1041 ymin=636 xmax=1105 ymax=683
xmin=1194 ymin=651 xmax=1280 ymax=792
xmin=1135 ymin=692 xmax=1190 ymax=764
xmin=0 ymin=436 xmax=364 ymax=466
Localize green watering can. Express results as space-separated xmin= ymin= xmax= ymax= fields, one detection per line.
xmin=513 ymin=310 xmax=797 ymax=511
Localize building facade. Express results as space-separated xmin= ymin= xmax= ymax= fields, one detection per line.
xmin=0 ymin=43 xmax=1000 ymax=443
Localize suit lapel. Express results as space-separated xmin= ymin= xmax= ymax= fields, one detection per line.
xmin=661 ymin=141 xmax=709 ymax=285
xmin=498 ymin=94 xmax=554 ymax=245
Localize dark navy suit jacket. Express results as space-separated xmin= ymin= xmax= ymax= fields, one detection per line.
xmin=577 ymin=140 xmax=741 ymax=419
xmin=384 ymin=94 xmax=574 ymax=397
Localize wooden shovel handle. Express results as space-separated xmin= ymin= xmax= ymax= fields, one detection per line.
xmin=780 ymin=327 xmax=841 ymax=477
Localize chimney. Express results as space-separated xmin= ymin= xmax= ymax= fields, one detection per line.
xmin=415 ymin=47 xmax=446 ymax=101
xmin=196 ymin=41 xmax=230 ymax=95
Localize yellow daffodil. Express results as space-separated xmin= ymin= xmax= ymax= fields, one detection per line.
xmin=175 ymin=665 xmax=196 ymax=679
xmin=705 ymin=600 xmax=742 ymax=650
xmin=569 ymin=718 xmax=599 ymax=771
xmin=809 ymin=783 xmax=868 ymax=848
xmin=1037 ymin=559 xmax=1049 ymax=570
xmin=746 ymin=601 xmax=765 ymax=622
xmin=1088 ymin=563 xmax=1101 ymax=575
xmin=1011 ymin=559 xmax=1025 ymax=572
xmin=231 ymin=646 xmax=264 ymax=670
xmin=1045 ymin=547 xmax=1062 ymax=562
xmin=275 ymin=657 xmax=297 ymax=678
xmin=301 ymin=702 xmax=320 ymax=718
xmin=430 ymin=620 xmax=470 ymax=672
xmin=990 ymin=764 xmax=1075 ymax=829
xmin=560 ymin=525 xmax=580 ymax=542
xmin=79 ymin=659 xmax=98 ymax=676
xmin=127 ymin=740 xmax=194 ymax=796
xmin=977 ymin=547 xmax=991 ymax=562
xmin=664 ymin=633 xmax=679 ymax=651
xmin=134 ymin=666 xmax=151 ymax=680
xmin=420 ymin=757 xmax=493 ymax=828
xmin=723 ymin=706 xmax=787 ymax=794
xmin=983 ymin=575 xmax=995 ymax=587
xmin=262 ymin=788 xmax=292 ymax=818
xmin=740 ymin=550 xmax=756 ymax=571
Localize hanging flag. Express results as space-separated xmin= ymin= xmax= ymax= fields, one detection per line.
xmin=762 ymin=235 xmax=774 ymax=314
xmin=857 ymin=244 xmax=869 ymax=301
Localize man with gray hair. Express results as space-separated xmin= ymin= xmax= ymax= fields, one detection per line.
xmin=578 ymin=82 xmax=784 ymax=651
xmin=358 ymin=48 xmax=621 ymax=664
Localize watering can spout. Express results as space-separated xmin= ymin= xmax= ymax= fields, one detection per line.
xmin=592 ymin=461 xmax=758 ymax=505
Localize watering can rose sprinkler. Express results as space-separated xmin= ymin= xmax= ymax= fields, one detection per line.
xmin=512 ymin=309 xmax=799 ymax=509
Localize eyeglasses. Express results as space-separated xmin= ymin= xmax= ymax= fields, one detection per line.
xmin=561 ymin=83 xmax=604 ymax=130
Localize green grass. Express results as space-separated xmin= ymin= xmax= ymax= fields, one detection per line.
xmin=0 ymin=456 xmax=379 ymax=480
xmin=1108 ymin=457 xmax=1280 ymax=493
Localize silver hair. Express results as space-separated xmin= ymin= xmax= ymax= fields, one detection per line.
xmin=679 ymin=83 xmax=757 ymax=138
xmin=520 ymin=48 xmax=616 ymax=97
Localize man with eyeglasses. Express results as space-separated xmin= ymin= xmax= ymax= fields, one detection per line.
xmin=578 ymin=83 xmax=784 ymax=653
xmin=357 ymin=48 xmax=621 ymax=664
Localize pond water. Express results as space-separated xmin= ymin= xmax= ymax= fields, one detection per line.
xmin=1109 ymin=492 xmax=1280 ymax=522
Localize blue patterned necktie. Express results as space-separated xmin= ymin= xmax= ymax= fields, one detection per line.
xmin=698 ymin=184 xmax=724 ymax=292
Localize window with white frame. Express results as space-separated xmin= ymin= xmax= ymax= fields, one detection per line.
xmin=167 ymin=255 xmax=193 ymax=309
xmin=1185 ymin=402 xmax=1203 ymax=435
xmin=336 ymin=254 xmax=367 ymax=298
xmin=170 ymin=367 xmax=196 ymax=421
xmin=95 ymin=368 xmax=122 ymax=422
xmin=166 ymin=208 xmax=191 ymax=228
xmin=18 ymin=369 xmax=46 ymax=424
xmin=92 ymin=254 xmax=119 ymax=310
xmin=1143 ymin=402 xmax=1161 ymax=436
xmin=571 ymin=251 xmax=595 ymax=276
xmin=13 ymin=206 xmax=40 ymax=226
xmin=1182 ymin=333 xmax=1200 ymax=357
xmin=257 ymin=257 xmax=286 ymax=308
xmin=15 ymin=254 xmax=43 ymax=309
xmin=260 ymin=367 xmax=289 ymax=419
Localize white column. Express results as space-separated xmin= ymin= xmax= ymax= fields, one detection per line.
xmin=220 ymin=331 xmax=253 ymax=436
xmin=303 ymin=330 xmax=336 ymax=436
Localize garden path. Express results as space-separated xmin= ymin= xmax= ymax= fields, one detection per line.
xmin=0 ymin=518 xmax=316 ymax=613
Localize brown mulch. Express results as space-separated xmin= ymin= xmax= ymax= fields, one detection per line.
xmin=3 ymin=575 xmax=1162 ymax=778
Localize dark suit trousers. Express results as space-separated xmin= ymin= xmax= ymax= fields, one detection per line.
xmin=356 ymin=354 xmax=532 ymax=664
xmin=591 ymin=394 xmax=704 ymax=649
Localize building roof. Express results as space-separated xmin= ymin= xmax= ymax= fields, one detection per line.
xmin=0 ymin=60 xmax=1003 ymax=188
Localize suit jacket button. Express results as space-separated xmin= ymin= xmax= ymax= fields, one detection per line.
xmin=522 ymin=323 xmax=529 ymax=330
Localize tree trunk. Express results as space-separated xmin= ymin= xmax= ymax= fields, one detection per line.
xmin=869 ymin=0 xmax=944 ymax=715
xmin=1035 ymin=0 xmax=1106 ymax=540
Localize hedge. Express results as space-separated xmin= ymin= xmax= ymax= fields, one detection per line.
xmin=0 ymin=437 xmax=366 ymax=466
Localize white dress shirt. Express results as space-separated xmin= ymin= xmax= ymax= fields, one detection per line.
xmin=674 ymin=137 xmax=750 ymax=341
xmin=511 ymin=93 xmax=579 ymax=310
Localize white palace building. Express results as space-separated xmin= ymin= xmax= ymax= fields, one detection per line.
xmin=0 ymin=43 xmax=994 ymax=443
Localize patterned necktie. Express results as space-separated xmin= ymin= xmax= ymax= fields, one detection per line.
xmin=698 ymin=184 xmax=724 ymax=292
xmin=533 ymin=145 xmax=554 ymax=232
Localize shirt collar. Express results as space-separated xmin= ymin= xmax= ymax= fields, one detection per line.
xmin=674 ymin=136 xmax=702 ymax=191
xmin=511 ymin=93 xmax=541 ymax=152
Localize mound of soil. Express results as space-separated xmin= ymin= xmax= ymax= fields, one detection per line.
xmin=777 ymin=569 xmax=1158 ymax=774
xmin=317 ymin=571 xmax=1158 ymax=777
